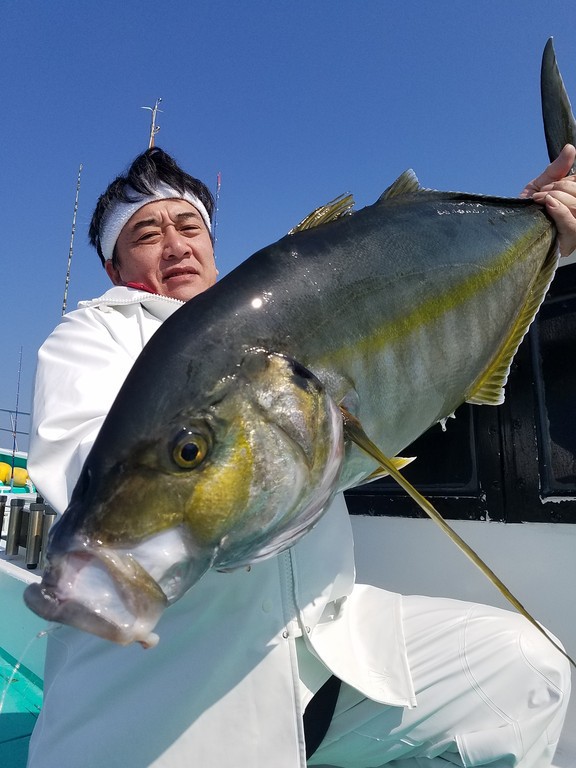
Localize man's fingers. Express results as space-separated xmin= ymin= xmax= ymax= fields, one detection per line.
xmin=533 ymin=186 xmax=576 ymax=206
xmin=519 ymin=144 xmax=576 ymax=197
xmin=543 ymin=195 xmax=576 ymax=257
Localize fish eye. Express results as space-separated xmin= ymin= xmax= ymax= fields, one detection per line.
xmin=172 ymin=428 xmax=210 ymax=469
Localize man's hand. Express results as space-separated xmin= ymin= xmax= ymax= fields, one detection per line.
xmin=520 ymin=144 xmax=576 ymax=257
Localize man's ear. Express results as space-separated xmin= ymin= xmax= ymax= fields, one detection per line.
xmin=105 ymin=259 xmax=124 ymax=285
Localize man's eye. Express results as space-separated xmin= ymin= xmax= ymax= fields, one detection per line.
xmin=138 ymin=231 xmax=161 ymax=242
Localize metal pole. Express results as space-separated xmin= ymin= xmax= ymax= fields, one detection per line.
xmin=26 ymin=502 xmax=44 ymax=569
xmin=6 ymin=498 xmax=24 ymax=556
xmin=0 ymin=495 xmax=6 ymax=539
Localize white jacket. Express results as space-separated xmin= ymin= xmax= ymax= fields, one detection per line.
xmin=27 ymin=286 xmax=415 ymax=768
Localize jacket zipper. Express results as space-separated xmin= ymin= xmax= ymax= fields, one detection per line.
xmin=279 ymin=550 xmax=307 ymax=766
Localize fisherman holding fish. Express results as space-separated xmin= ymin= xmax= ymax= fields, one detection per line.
xmin=21 ymin=135 xmax=576 ymax=768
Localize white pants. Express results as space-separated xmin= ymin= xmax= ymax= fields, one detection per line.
xmin=308 ymin=595 xmax=571 ymax=767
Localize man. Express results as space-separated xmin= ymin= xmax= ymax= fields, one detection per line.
xmin=27 ymin=146 xmax=576 ymax=767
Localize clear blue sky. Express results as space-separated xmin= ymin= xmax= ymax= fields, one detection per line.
xmin=1 ymin=0 xmax=576 ymax=451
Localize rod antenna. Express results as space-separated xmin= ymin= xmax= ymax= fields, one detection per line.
xmin=61 ymin=164 xmax=83 ymax=316
xmin=9 ymin=347 xmax=23 ymax=488
xmin=142 ymin=98 xmax=163 ymax=148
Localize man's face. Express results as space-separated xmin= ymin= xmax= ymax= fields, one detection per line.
xmin=106 ymin=199 xmax=218 ymax=301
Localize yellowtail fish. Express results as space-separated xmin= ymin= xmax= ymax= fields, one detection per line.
xmin=24 ymin=41 xmax=575 ymax=664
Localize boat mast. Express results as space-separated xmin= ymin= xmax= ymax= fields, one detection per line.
xmin=61 ymin=164 xmax=83 ymax=316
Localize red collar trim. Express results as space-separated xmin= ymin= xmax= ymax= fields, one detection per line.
xmin=125 ymin=281 xmax=158 ymax=294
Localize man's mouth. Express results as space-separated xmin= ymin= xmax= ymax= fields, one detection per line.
xmin=163 ymin=268 xmax=199 ymax=282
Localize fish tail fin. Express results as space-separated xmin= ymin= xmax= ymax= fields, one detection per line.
xmin=541 ymin=38 xmax=576 ymax=172
xmin=341 ymin=406 xmax=576 ymax=670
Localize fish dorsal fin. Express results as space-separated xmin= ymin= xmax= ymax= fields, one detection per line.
xmin=466 ymin=246 xmax=560 ymax=406
xmin=340 ymin=406 xmax=576 ymax=669
xmin=289 ymin=170 xmax=422 ymax=234
xmin=377 ymin=169 xmax=422 ymax=201
xmin=288 ymin=193 xmax=355 ymax=234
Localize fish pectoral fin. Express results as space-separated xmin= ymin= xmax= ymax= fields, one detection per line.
xmin=363 ymin=455 xmax=416 ymax=483
xmin=340 ymin=406 xmax=576 ymax=669
xmin=466 ymin=245 xmax=560 ymax=406
xmin=288 ymin=194 xmax=355 ymax=234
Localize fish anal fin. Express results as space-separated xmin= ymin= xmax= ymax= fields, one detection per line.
xmin=288 ymin=194 xmax=355 ymax=234
xmin=340 ymin=406 xmax=576 ymax=669
xmin=363 ymin=456 xmax=416 ymax=483
xmin=466 ymin=246 xmax=560 ymax=406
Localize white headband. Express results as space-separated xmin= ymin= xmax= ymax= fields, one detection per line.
xmin=99 ymin=182 xmax=212 ymax=263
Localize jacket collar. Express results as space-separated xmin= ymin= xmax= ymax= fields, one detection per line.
xmin=78 ymin=286 xmax=184 ymax=321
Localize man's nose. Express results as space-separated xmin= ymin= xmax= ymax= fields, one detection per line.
xmin=162 ymin=226 xmax=190 ymax=257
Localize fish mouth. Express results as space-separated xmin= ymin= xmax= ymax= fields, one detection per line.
xmin=24 ymin=548 xmax=168 ymax=648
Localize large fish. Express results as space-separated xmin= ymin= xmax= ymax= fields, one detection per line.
xmin=24 ymin=40 xmax=573 ymax=651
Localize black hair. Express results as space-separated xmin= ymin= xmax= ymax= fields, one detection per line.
xmin=89 ymin=147 xmax=215 ymax=267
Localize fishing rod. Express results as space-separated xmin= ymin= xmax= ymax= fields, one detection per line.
xmin=61 ymin=164 xmax=83 ymax=316
xmin=213 ymin=171 xmax=222 ymax=254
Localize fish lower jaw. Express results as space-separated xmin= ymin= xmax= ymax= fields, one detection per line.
xmin=24 ymin=582 xmax=161 ymax=648
xmin=23 ymin=551 xmax=166 ymax=648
